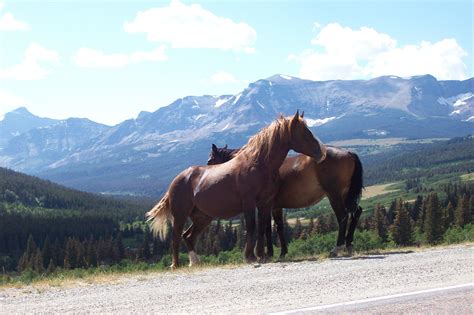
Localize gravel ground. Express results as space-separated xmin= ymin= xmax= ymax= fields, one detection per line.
xmin=0 ymin=244 xmax=473 ymax=314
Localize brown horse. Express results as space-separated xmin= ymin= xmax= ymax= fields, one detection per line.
xmin=146 ymin=112 xmax=326 ymax=268
xmin=207 ymin=142 xmax=363 ymax=257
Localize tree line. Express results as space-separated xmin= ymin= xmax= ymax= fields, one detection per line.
xmin=1 ymin=181 xmax=472 ymax=276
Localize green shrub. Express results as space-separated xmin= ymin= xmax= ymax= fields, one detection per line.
xmin=287 ymin=232 xmax=336 ymax=258
xmin=352 ymin=230 xmax=385 ymax=252
xmin=443 ymin=224 xmax=474 ymax=244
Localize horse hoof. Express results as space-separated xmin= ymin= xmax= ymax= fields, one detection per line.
xmin=188 ymin=251 xmax=200 ymax=267
xmin=257 ymin=257 xmax=267 ymax=264
xmin=329 ymin=245 xmax=344 ymax=258
xmin=346 ymin=246 xmax=354 ymax=257
xmin=245 ymin=255 xmax=257 ymax=264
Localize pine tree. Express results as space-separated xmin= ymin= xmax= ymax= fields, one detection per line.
xmin=46 ymin=258 xmax=56 ymax=274
xmin=114 ymin=233 xmax=125 ymax=261
xmin=17 ymin=253 xmax=29 ymax=272
xmin=293 ymin=218 xmax=303 ymax=239
xmin=387 ymin=200 xmax=397 ymax=225
xmin=372 ymin=204 xmax=388 ymax=242
xmin=86 ymin=238 xmax=97 ymax=267
xmin=417 ymin=196 xmax=428 ymax=232
xmin=18 ymin=234 xmax=38 ymax=272
xmin=470 ymin=195 xmax=474 ymax=223
xmin=63 ymin=238 xmax=76 ymax=269
xmin=141 ymin=228 xmax=151 ymax=260
xmin=24 ymin=234 xmax=37 ymax=261
xmin=307 ymin=217 xmax=315 ymax=236
xmin=34 ymin=249 xmax=45 ymax=274
xmin=424 ymin=193 xmax=443 ymax=244
xmin=391 ymin=199 xmax=413 ymax=246
xmin=455 ymin=194 xmax=470 ymax=227
xmin=283 ymin=213 xmax=293 ymax=242
xmin=326 ymin=214 xmax=338 ymax=232
xmin=443 ymin=202 xmax=455 ymax=229
xmin=42 ymin=236 xmax=52 ymax=269
xmin=236 ymin=215 xmax=245 ymax=249
xmin=411 ymin=195 xmax=423 ymax=222
xmin=313 ymin=217 xmax=323 ymax=234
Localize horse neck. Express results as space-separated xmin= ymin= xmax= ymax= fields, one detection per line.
xmin=252 ymin=135 xmax=290 ymax=173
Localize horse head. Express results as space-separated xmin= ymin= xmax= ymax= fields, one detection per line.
xmin=289 ymin=110 xmax=327 ymax=163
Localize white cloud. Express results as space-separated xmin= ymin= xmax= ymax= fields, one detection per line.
xmin=0 ymin=43 xmax=59 ymax=80
xmin=0 ymin=3 xmax=30 ymax=31
xmin=210 ymin=71 xmax=238 ymax=84
xmin=124 ymin=0 xmax=256 ymax=53
xmin=0 ymin=89 xmax=26 ymax=109
xmin=72 ymin=46 xmax=168 ymax=68
xmin=291 ymin=23 xmax=468 ymax=80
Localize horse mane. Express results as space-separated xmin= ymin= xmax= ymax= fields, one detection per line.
xmin=238 ymin=115 xmax=294 ymax=162
xmin=216 ymin=147 xmax=239 ymax=161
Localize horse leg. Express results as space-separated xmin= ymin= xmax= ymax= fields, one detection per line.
xmin=272 ymin=208 xmax=287 ymax=258
xmin=265 ymin=212 xmax=274 ymax=258
xmin=244 ymin=209 xmax=257 ymax=263
xmin=169 ymin=195 xmax=194 ymax=269
xmin=183 ymin=208 xmax=212 ymax=267
xmin=345 ymin=206 xmax=363 ymax=256
xmin=328 ymin=197 xmax=348 ymax=258
xmin=171 ymin=219 xmax=185 ymax=269
xmin=256 ymin=206 xmax=271 ymax=263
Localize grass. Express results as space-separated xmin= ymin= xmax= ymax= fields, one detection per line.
xmin=361 ymin=182 xmax=400 ymax=200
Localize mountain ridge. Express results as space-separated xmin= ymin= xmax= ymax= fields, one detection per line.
xmin=1 ymin=74 xmax=472 ymax=196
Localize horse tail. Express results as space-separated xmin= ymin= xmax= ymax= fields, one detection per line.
xmin=345 ymin=152 xmax=364 ymax=214
xmin=146 ymin=191 xmax=173 ymax=240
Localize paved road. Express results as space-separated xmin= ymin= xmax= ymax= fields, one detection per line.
xmin=0 ymin=244 xmax=473 ymax=314
xmin=276 ymin=283 xmax=474 ymax=314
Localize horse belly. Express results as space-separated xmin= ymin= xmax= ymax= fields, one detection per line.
xmin=194 ymin=188 xmax=243 ymax=219
xmin=276 ymin=175 xmax=326 ymax=209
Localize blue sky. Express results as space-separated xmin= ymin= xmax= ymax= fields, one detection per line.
xmin=0 ymin=0 xmax=472 ymax=125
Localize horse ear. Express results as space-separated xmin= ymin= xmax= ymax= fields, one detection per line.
xmin=301 ymin=111 xmax=304 ymax=118
xmin=293 ymin=110 xmax=299 ymax=121
xmin=224 ymin=144 xmax=228 ymax=149
xmin=212 ymin=144 xmax=218 ymax=152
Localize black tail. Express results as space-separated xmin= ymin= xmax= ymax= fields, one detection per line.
xmin=345 ymin=152 xmax=364 ymax=213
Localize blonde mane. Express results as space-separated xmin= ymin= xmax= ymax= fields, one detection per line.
xmin=238 ymin=115 xmax=297 ymax=162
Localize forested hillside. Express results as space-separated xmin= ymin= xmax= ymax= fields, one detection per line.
xmin=363 ymin=136 xmax=474 ymax=185
xmin=0 ymin=167 xmax=149 ymax=219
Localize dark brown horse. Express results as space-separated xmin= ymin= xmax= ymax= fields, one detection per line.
xmin=207 ymin=141 xmax=363 ymax=257
xmin=146 ymin=112 xmax=326 ymax=268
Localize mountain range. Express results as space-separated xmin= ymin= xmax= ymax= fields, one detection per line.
xmin=0 ymin=74 xmax=472 ymax=197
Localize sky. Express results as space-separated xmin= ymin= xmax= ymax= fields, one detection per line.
xmin=0 ymin=0 xmax=472 ymax=126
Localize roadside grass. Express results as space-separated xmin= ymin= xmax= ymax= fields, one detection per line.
xmin=1 ymin=225 xmax=472 ymax=289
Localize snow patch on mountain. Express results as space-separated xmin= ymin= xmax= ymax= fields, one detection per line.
xmin=214 ymin=97 xmax=230 ymax=108
xmin=453 ymin=93 xmax=473 ymax=107
xmin=280 ymin=74 xmax=293 ymax=80
xmin=437 ymin=97 xmax=450 ymax=106
xmin=232 ymin=94 xmax=242 ymax=105
xmin=193 ymin=114 xmax=207 ymax=121
xmin=305 ymin=116 xmax=337 ymax=127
